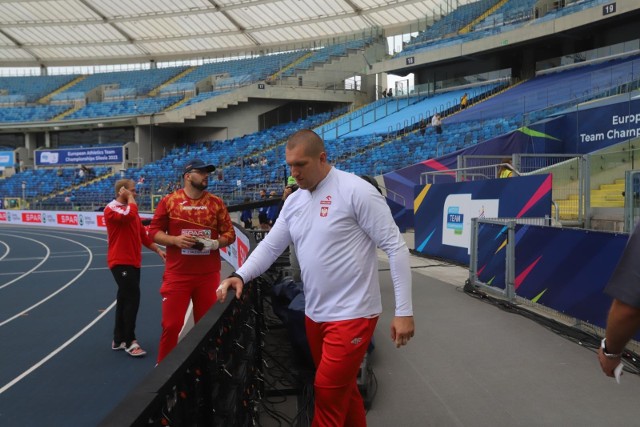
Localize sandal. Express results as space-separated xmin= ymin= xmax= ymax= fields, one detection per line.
xmin=112 ymin=341 xmax=126 ymax=351
xmin=125 ymin=341 xmax=147 ymax=357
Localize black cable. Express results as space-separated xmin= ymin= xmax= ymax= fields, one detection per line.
xmin=364 ymin=368 xmax=378 ymax=415
xmin=259 ymin=400 xmax=290 ymax=426
xmin=290 ymin=381 xmax=314 ymax=426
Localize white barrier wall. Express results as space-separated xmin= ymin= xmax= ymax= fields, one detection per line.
xmin=0 ymin=209 xmax=248 ymax=270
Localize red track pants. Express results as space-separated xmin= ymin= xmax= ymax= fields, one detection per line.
xmin=157 ymin=271 xmax=220 ymax=363
xmin=305 ymin=316 xmax=378 ymax=427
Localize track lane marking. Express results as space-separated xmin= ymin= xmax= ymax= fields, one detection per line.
xmin=0 ymin=235 xmax=92 ymax=327
xmin=0 ymin=263 xmax=165 ymax=276
xmin=0 ymin=234 xmax=51 ymax=291
xmin=0 ymin=240 xmax=9 ymax=261
xmin=0 ymin=299 xmax=117 ymax=395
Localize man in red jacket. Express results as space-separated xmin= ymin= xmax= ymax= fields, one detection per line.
xmin=105 ymin=179 xmax=166 ymax=357
xmin=148 ymin=159 xmax=236 ymax=364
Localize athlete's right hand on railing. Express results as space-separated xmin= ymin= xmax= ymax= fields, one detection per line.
xmin=216 ymin=273 xmax=244 ymax=303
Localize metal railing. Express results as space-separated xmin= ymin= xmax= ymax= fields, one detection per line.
xmin=469 ymin=217 xmax=554 ymax=301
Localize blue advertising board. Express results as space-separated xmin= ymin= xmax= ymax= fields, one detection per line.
xmin=0 ymin=150 xmax=15 ymax=168
xmin=414 ymin=174 xmax=552 ymax=264
xmin=35 ymin=146 xmax=124 ymax=166
xmin=553 ymin=97 xmax=640 ymax=153
xmin=476 ymin=221 xmax=628 ymax=334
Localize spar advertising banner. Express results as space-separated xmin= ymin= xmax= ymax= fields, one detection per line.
xmin=0 ymin=209 xmax=113 ymax=229
xmin=35 ymin=146 xmax=124 ymax=166
xmin=413 ymin=174 xmax=552 ymax=264
xmin=0 ymin=150 xmax=15 ymax=168
xmin=0 ymin=209 xmax=248 ymax=270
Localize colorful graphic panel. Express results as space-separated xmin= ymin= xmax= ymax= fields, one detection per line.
xmin=414 ymin=174 xmax=552 ymax=264
xmin=477 ymin=222 xmax=628 ymax=333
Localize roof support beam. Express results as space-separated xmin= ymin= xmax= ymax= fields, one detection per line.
xmin=0 ymin=29 xmax=40 ymax=62
xmin=207 ymin=0 xmax=261 ymax=47
xmin=78 ymin=0 xmax=151 ymax=55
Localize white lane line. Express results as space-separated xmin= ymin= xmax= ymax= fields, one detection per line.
xmin=0 ymin=264 xmax=165 ymax=276
xmin=0 ymin=254 xmax=90 ymax=262
xmin=0 ymin=299 xmax=117 ymax=395
xmin=0 ymin=252 xmax=111 ymax=262
xmin=0 ymin=235 xmax=51 ymax=291
xmin=0 ymin=235 xmax=93 ymax=327
xmin=0 ymin=240 xmax=9 ymax=261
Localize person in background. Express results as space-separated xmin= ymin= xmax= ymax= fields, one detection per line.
xmin=419 ymin=118 xmax=427 ymax=135
xmin=104 ymin=179 xmax=166 ymax=358
xmin=598 ymin=220 xmax=640 ymax=379
xmin=217 ymin=129 xmax=414 ymax=427
xmin=240 ymin=197 xmax=253 ymax=229
xmin=148 ymin=159 xmax=236 ymax=364
xmin=460 ymin=92 xmax=469 ymax=109
xmin=257 ymin=189 xmax=270 ymax=230
xmin=498 ymin=158 xmax=515 ymax=178
xmin=266 ymin=190 xmax=280 ymax=227
xmin=431 ymin=113 xmax=442 ymax=134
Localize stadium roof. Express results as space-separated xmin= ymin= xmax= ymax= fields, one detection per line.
xmin=0 ymin=0 xmax=457 ymax=68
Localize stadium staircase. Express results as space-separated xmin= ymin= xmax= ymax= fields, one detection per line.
xmin=50 ymin=104 xmax=83 ymax=121
xmin=37 ymin=75 xmax=87 ymax=104
xmin=164 ymin=96 xmax=190 ymax=111
xmin=163 ymin=88 xmax=250 ymax=122
xmin=266 ymin=51 xmax=313 ymax=82
xmin=459 ymin=0 xmax=509 ymax=34
xmin=148 ymin=67 xmax=196 ymax=97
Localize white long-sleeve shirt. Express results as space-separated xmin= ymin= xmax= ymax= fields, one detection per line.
xmin=236 ymin=167 xmax=413 ymax=322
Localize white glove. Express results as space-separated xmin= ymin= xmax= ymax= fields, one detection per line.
xmin=194 ymin=237 xmax=219 ymax=250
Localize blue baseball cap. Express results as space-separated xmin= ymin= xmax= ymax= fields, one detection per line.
xmin=183 ymin=159 xmax=216 ymax=176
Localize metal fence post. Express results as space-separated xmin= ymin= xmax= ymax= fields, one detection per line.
xmin=469 ymin=217 xmax=479 ymax=284
xmin=505 ymin=220 xmax=516 ymax=301
xmin=582 ymin=155 xmax=590 ymax=228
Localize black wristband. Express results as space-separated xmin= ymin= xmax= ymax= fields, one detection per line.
xmin=228 ymin=272 xmax=245 ymax=285
xmin=601 ymin=338 xmax=623 ymax=358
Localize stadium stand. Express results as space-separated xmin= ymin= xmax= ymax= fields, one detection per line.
xmin=57 ymin=67 xmax=188 ymax=98
xmin=62 ymin=96 xmax=183 ymax=120
xmin=0 ymin=75 xmax=77 ymax=103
